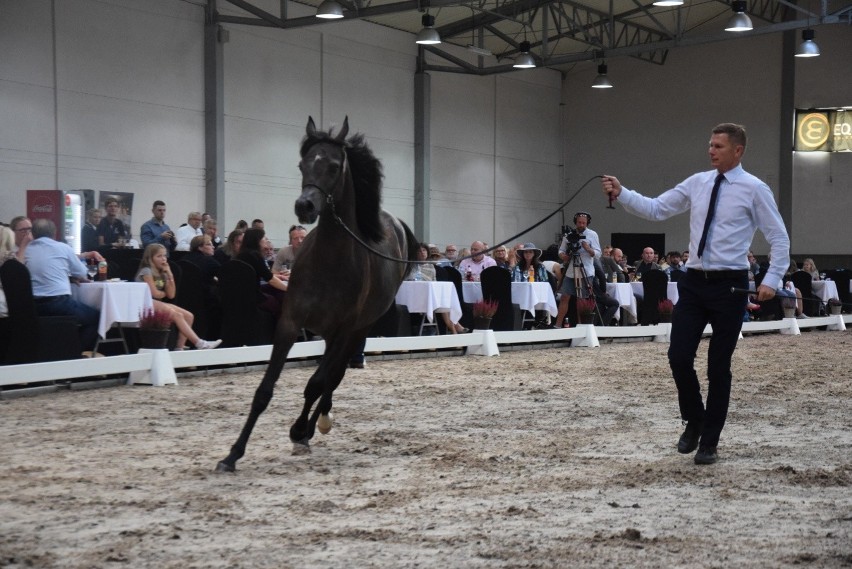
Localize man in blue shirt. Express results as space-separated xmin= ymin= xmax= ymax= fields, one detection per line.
xmin=140 ymin=200 xmax=176 ymax=251
xmin=25 ymin=218 xmax=101 ymax=352
xmin=601 ymin=123 xmax=790 ymax=465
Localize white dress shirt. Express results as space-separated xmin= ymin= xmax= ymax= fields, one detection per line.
xmin=617 ymin=163 xmax=790 ymax=290
xmin=174 ymin=224 xmax=202 ymax=251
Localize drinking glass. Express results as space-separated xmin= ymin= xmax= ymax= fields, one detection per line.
xmin=86 ymin=262 xmax=97 ymax=281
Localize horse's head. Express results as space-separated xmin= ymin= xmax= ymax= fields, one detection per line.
xmin=295 ymin=116 xmax=350 ymax=225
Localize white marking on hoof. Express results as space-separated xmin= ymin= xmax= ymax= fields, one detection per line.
xmin=317 ymin=412 xmax=334 ymax=435
xmin=291 ymin=442 xmax=311 ymax=455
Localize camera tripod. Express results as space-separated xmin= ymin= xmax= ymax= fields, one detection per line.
xmin=564 ymin=247 xmax=604 ymax=325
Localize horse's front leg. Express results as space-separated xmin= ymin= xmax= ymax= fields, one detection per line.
xmin=289 ymin=331 xmax=367 ymax=453
xmin=214 ymin=322 xmax=300 ymax=473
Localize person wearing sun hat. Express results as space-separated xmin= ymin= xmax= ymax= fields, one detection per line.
xmin=511 ymin=242 xmax=549 ymax=283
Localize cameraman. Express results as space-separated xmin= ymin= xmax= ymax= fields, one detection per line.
xmin=554 ymin=212 xmax=601 ymax=327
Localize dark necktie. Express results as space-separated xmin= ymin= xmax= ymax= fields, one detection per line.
xmin=697 ymin=173 xmax=725 ymax=259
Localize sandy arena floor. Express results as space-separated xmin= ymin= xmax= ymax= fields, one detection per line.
xmin=1 ymin=330 xmax=850 ymax=568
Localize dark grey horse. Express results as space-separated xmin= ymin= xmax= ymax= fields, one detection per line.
xmin=216 ymin=117 xmax=417 ymax=472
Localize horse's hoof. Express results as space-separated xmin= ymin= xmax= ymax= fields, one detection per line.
xmin=214 ymin=460 xmax=235 ymax=473
xmin=291 ymin=441 xmax=312 ymax=455
xmin=317 ymin=412 xmax=334 ymax=435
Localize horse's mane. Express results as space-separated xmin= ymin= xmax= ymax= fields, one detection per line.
xmin=300 ymin=128 xmax=384 ymax=242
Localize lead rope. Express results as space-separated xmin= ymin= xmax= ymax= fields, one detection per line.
xmin=326 ymin=174 xmax=604 ymax=265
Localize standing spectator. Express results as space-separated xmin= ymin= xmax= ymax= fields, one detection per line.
xmin=457 ymin=241 xmax=496 ymax=280
xmin=136 ymin=243 xmax=221 ymax=350
xmin=175 ymin=211 xmax=203 ymax=251
xmin=601 ymin=122 xmax=790 ymax=465
xmin=82 ymin=208 xmax=101 ymax=253
xmin=251 ymin=219 xmax=264 ymax=230
xmin=140 ymin=200 xmax=176 ymax=251
xmin=10 ymin=216 xmax=33 ymax=262
xmin=24 ymin=219 xmax=100 ymax=352
xmin=272 ymin=225 xmax=307 ymax=272
xmin=97 ymin=197 xmax=129 ymax=248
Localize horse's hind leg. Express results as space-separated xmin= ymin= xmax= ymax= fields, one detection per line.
xmin=289 ymin=331 xmax=366 ymax=451
xmin=215 ymin=327 xmax=298 ymax=473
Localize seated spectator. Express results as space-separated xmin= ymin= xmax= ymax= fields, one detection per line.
xmin=184 ymin=235 xmax=221 ymax=298
xmin=236 ymin=228 xmax=288 ymax=317
xmin=443 ymin=244 xmax=459 ymax=264
xmin=233 ymin=219 xmax=249 ymax=232
xmin=664 ymin=251 xmax=686 ymax=279
xmin=592 ymin=258 xmax=620 ymax=326
xmin=204 ymin=218 xmax=222 ymax=248
xmin=785 ymin=258 xmax=799 ymax=279
xmin=681 ymin=250 xmax=690 ymax=265
xmin=611 ymin=248 xmax=629 ymax=282
xmin=511 ymin=243 xmax=549 ymax=282
xmin=175 ymin=211 xmax=203 ymax=251
xmin=261 ymin=237 xmax=276 ymax=268
xmin=406 ymin=243 xmax=465 ymax=333
xmin=406 ymin=242 xmax=436 ymax=281
xmin=251 ymin=219 xmax=264 ymax=230
xmin=11 ymin=216 xmax=33 ymax=262
xmin=747 ymin=250 xmax=760 ymax=279
xmin=24 ymin=219 xmax=100 ymax=352
xmin=801 ymin=258 xmax=820 ymax=280
xmin=635 ymin=247 xmax=660 ymax=278
xmin=600 ymin=248 xmax=621 ymax=283
xmin=136 ymin=243 xmax=221 ymax=350
xmin=455 ymin=247 xmax=470 ymax=268
xmin=491 ymin=245 xmax=512 ymax=270
xmin=214 ymin=229 xmax=244 ymax=265
xmin=458 ymin=241 xmax=495 ymax=280
xmin=0 ymin=225 xmax=15 ymax=316
xmin=272 ymin=224 xmax=307 ymax=272
xmin=98 ymin=197 xmax=130 ymax=248
xmin=82 ymin=208 xmax=101 ymax=253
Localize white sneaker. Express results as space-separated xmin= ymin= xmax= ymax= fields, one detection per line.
xmin=196 ymin=339 xmax=223 ymax=350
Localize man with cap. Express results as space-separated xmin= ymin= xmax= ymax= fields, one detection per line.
xmin=554 ymin=212 xmax=601 ymax=327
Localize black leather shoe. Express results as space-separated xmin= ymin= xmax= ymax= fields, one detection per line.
xmin=694 ymin=446 xmax=718 ymax=465
xmin=677 ymin=420 xmax=703 ymax=454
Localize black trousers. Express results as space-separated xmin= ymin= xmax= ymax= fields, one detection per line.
xmin=667 ymin=270 xmax=748 ymax=448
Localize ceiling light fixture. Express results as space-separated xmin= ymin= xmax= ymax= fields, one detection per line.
xmin=652 ymin=0 xmax=684 ymax=6
xmin=513 ymin=41 xmax=536 ymax=69
xmin=415 ymin=14 xmax=441 ymax=45
xmin=591 ymin=63 xmax=613 ymax=88
xmin=795 ymin=29 xmax=820 ymax=57
xmin=725 ymin=0 xmax=753 ymax=32
xmin=316 ymin=0 xmax=344 ymax=19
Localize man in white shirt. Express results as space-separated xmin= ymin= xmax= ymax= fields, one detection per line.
xmin=457 ymin=241 xmax=496 ymax=280
xmin=602 ymin=123 xmax=790 ymax=466
xmin=174 ymin=211 xmax=203 ymax=251
xmin=554 ymin=212 xmax=601 ymax=327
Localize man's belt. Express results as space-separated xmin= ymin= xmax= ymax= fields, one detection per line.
xmin=33 ymin=294 xmax=70 ymax=304
xmin=687 ymin=269 xmax=748 ymax=280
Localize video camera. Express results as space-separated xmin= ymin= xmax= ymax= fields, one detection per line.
xmin=561 ymin=225 xmax=586 ymax=252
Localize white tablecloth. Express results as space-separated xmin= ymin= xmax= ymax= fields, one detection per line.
xmin=461 ymin=281 xmax=558 ymax=316
xmin=811 ymin=280 xmax=839 ymax=303
xmin=606 ymin=283 xmax=638 ymax=322
xmin=395 ymin=281 xmax=462 ymax=324
xmin=71 ymin=281 xmax=154 ymax=338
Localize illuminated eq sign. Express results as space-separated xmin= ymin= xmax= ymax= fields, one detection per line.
xmin=795 ymin=109 xmax=852 ymax=152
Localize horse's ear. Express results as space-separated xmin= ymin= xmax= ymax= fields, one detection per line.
xmin=306 ymin=116 xmax=317 ymax=137
xmin=336 ymin=116 xmax=349 ymax=143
